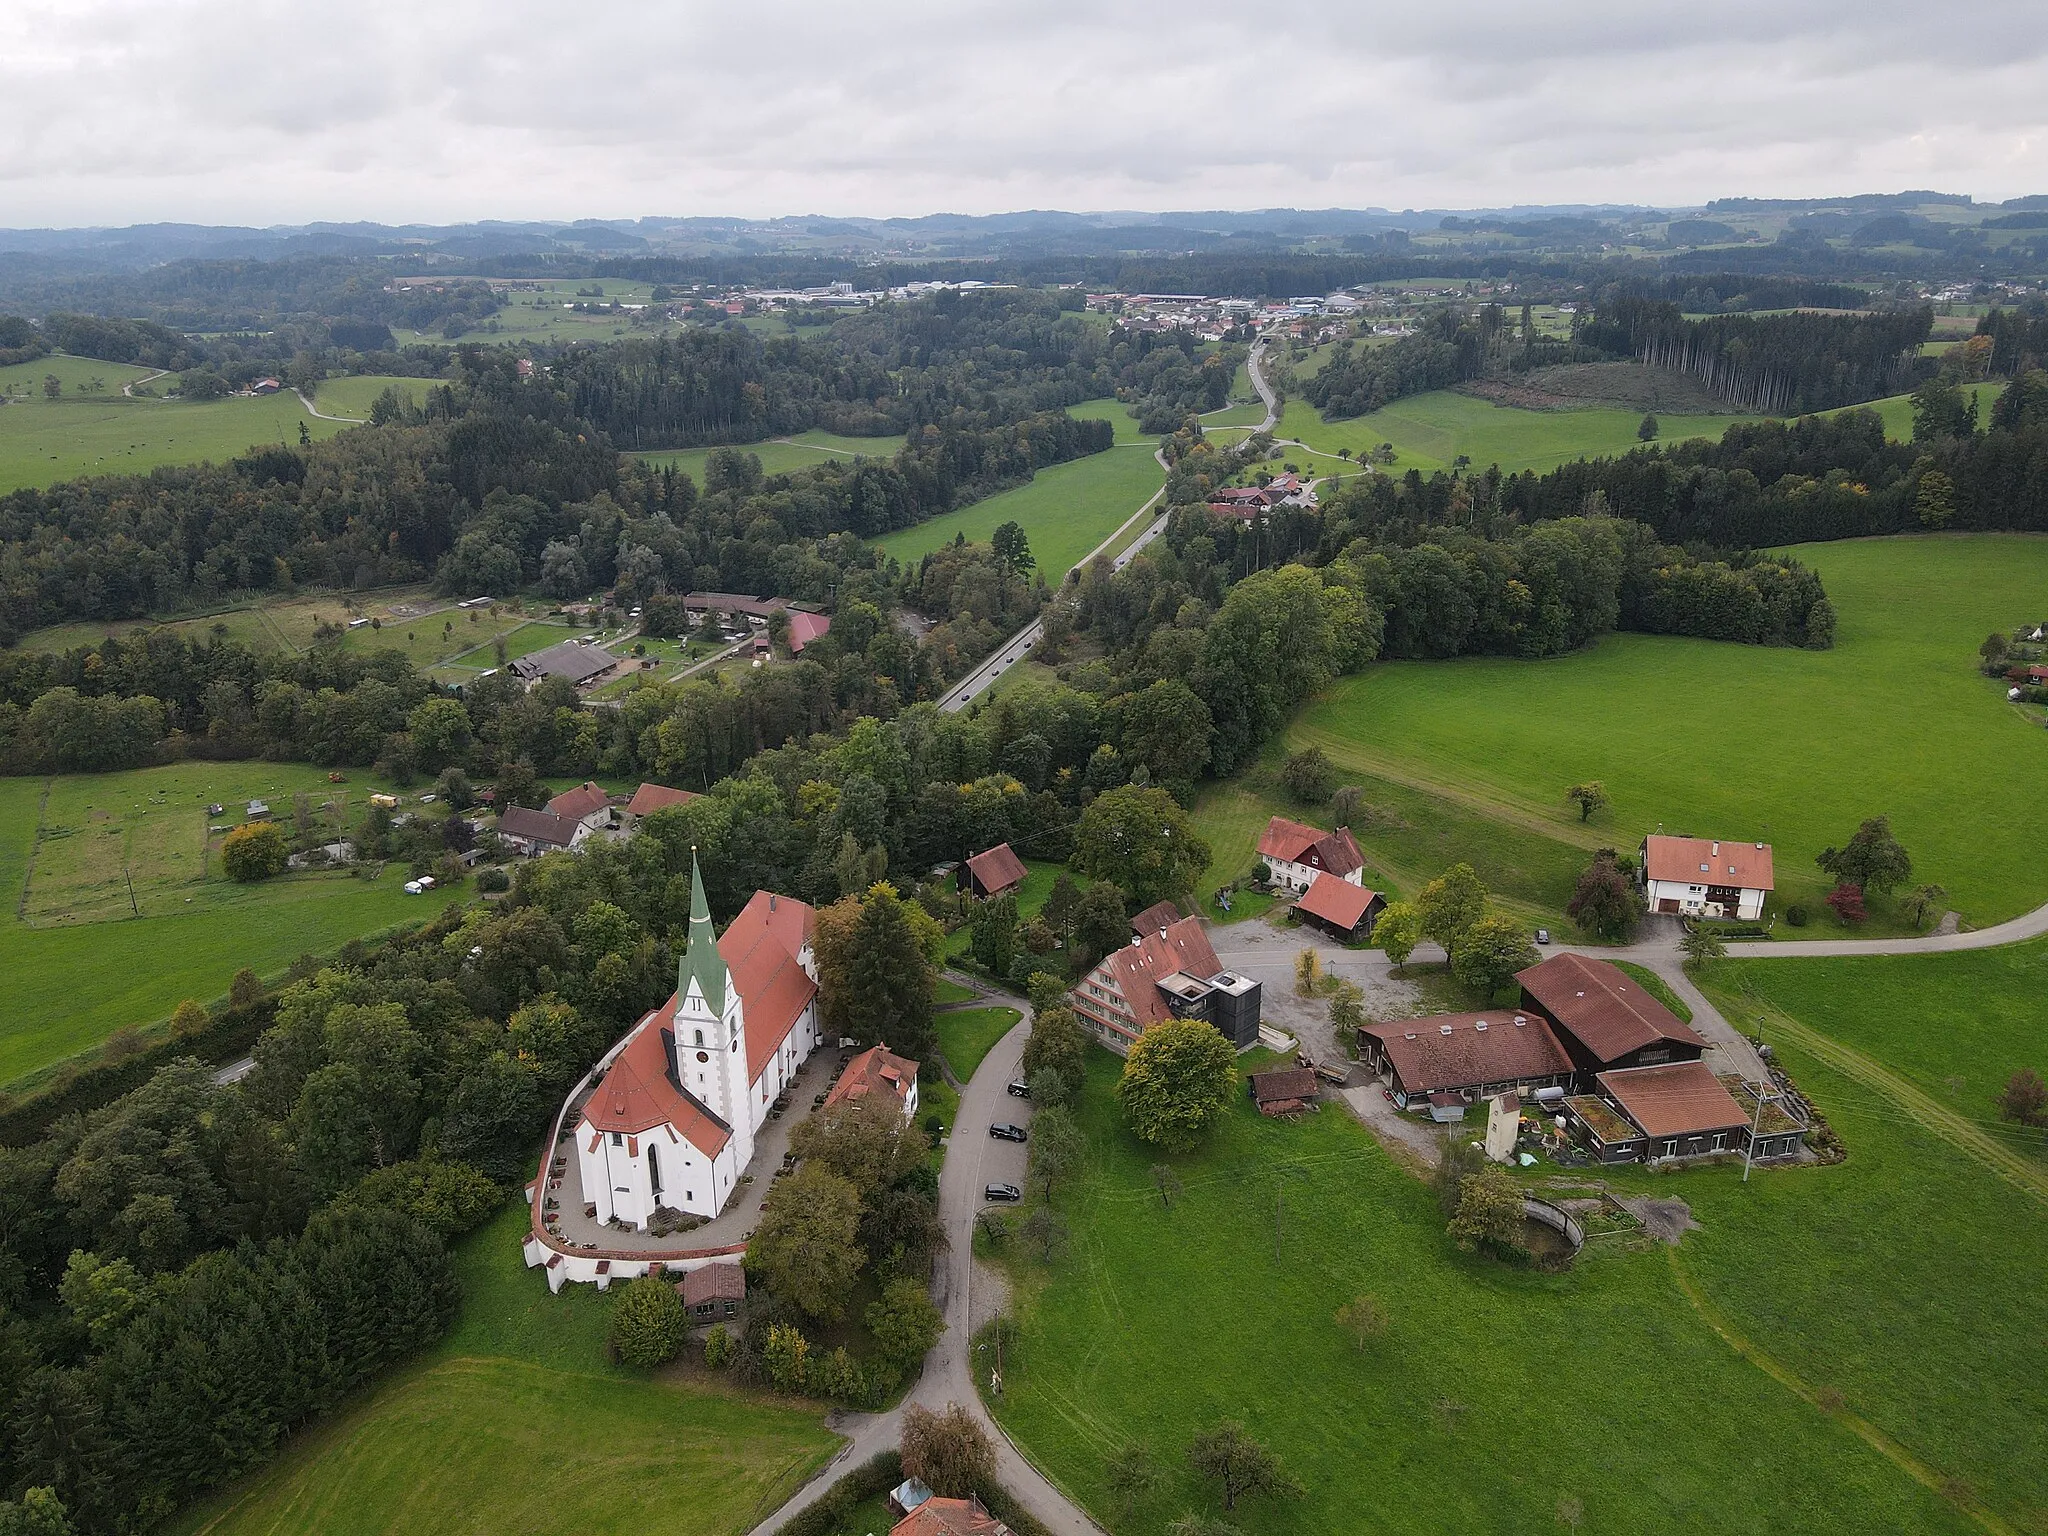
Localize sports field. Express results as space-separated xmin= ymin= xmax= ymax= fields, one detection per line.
xmin=634 ymin=427 xmax=908 ymax=485
xmin=985 ymin=1041 xmax=2006 ymax=1535
xmin=1284 ymin=534 xmax=2048 ymax=928
xmin=0 ymin=356 xmax=353 ymax=493
xmin=170 ymin=1204 xmax=837 ymax=1536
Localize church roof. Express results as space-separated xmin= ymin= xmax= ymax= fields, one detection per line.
xmin=719 ymin=890 xmax=818 ymax=1084
xmin=580 ymin=1018 xmax=732 ymax=1155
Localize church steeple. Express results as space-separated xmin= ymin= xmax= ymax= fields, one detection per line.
xmin=680 ymin=849 xmax=727 ymax=1017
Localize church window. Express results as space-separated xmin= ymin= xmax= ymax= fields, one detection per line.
xmin=694 ymin=1029 xmax=704 ymax=1047
xmin=610 ymin=1132 xmax=623 ymax=1147
xmin=648 ymin=1144 xmax=663 ymax=1194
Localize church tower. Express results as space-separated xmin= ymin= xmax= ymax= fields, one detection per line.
xmin=671 ymin=852 xmax=753 ymax=1167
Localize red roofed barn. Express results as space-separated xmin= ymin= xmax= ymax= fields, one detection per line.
xmin=961 ymin=842 xmax=1029 ymax=900
xmin=577 ymin=856 xmax=819 ymax=1227
xmin=1515 ymin=952 xmax=1707 ymax=1076
xmin=1257 ymin=815 xmax=1366 ymax=894
xmin=1292 ymin=870 xmax=1385 ymax=941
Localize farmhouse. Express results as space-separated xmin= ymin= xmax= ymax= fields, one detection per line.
xmin=508 ymin=638 xmax=616 ymax=690
xmin=1070 ymin=914 xmax=1263 ymax=1053
xmin=546 ymin=780 xmax=618 ymax=839
xmin=1357 ymin=1012 xmax=1577 ymax=1111
xmin=961 ymin=842 xmax=1029 ymax=900
xmin=1256 ymin=815 xmax=1366 ymax=894
xmin=1292 ymin=870 xmax=1385 ymax=941
xmin=824 ymin=1043 xmax=921 ymax=1121
xmin=496 ymin=804 xmax=578 ymax=856
xmin=575 ymin=859 xmax=820 ymax=1228
xmin=1515 ymin=952 xmax=1708 ymax=1076
xmin=1640 ymin=834 xmax=1774 ymax=921
xmin=623 ymin=781 xmax=700 ymax=824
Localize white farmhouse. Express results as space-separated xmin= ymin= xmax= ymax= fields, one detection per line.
xmin=1256 ymin=815 xmax=1366 ymax=894
xmin=575 ymin=857 xmax=820 ymax=1228
xmin=1640 ymin=835 xmax=1774 ymax=922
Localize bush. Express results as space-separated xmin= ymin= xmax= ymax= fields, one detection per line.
xmin=703 ymin=1324 xmax=733 ymax=1369
xmin=609 ymin=1275 xmax=689 ymax=1368
xmin=221 ymin=822 xmax=288 ymax=882
xmin=1785 ymin=904 xmax=1809 ymax=927
xmin=475 ymin=865 xmax=510 ymax=893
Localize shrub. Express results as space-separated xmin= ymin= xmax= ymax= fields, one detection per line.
xmin=221 ymin=822 xmax=288 ymax=882
xmin=609 ymin=1275 xmax=689 ymax=1368
xmin=703 ymin=1324 xmax=733 ymax=1369
xmin=1824 ymin=882 xmax=1868 ymax=925
xmin=1784 ymin=904 xmax=1809 ymax=927
xmin=475 ymin=865 xmax=510 ymax=893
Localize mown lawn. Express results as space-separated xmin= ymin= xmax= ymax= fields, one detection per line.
xmin=985 ymin=1049 xmax=1984 ymax=1536
xmin=874 ymin=440 xmax=1165 ymax=584
xmin=171 ymin=1205 xmax=837 ymax=1536
xmin=933 ymin=1006 xmax=1021 ymax=1081
xmin=1289 ymin=534 xmax=2048 ymax=927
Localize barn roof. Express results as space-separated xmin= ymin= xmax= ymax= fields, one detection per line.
xmin=680 ymin=1262 xmax=746 ymax=1306
xmin=626 ymin=782 xmax=701 ymax=817
xmin=1598 ymin=1061 xmax=1750 ymax=1138
xmin=1516 ymin=953 xmax=1705 ymax=1066
xmin=1359 ymin=1011 xmax=1574 ymax=1094
xmin=1294 ymin=871 xmax=1379 ymax=932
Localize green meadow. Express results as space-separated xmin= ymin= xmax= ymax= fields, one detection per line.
xmin=170 ymin=1204 xmax=837 ymax=1536
xmin=634 ymin=427 xmax=909 ymax=485
xmin=933 ymin=1005 xmax=1022 ymax=1081
xmin=1283 ymin=534 xmax=2048 ymax=928
xmin=305 ymin=373 xmax=436 ymax=421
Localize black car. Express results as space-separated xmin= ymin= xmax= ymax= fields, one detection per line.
xmin=1006 ymin=1079 xmax=1031 ymax=1099
xmin=989 ymin=1122 xmax=1028 ymax=1143
xmin=983 ymin=1183 xmax=1023 ymax=1203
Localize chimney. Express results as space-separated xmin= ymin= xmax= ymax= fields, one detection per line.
xmin=769 ymin=894 xmax=777 ymax=911
xmin=1475 ymin=1020 xmax=1488 ymax=1031
xmin=1513 ymin=1015 xmax=1527 ymax=1027
xmin=1711 ymin=841 xmax=1720 ymax=855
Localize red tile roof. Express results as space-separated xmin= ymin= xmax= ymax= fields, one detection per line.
xmin=1642 ymin=835 xmax=1775 ymax=891
xmin=824 ymin=1045 xmax=920 ymax=1111
xmin=1597 ymin=1061 xmax=1749 ymax=1139
xmin=679 ymin=1261 xmax=746 ymax=1306
xmin=1091 ymin=916 xmax=1224 ymax=1031
xmin=891 ymin=1497 xmax=1010 ymax=1536
xmin=1250 ymin=1067 xmax=1320 ymax=1105
xmin=720 ymin=891 xmax=818 ymax=1084
xmin=626 ymin=782 xmax=701 ymax=817
xmin=965 ymin=843 xmax=1029 ymax=896
xmin=1293 ymin=871 xmax=1379 ymax=932
xmin=786 ymin=612 xmax=831 ymax=653
xmin=1515 ymin=952 xmax=1705 ymax=1066
xmin=547 ymin=780 xmax=612 ymax=824
xmin=498 ymin=804 xmax=574 ymax=847
xmin=581 ymin=1016 xmax=732 ymax=1156
xmin=1359 ymin=1012 xmax=1575 ymax=1095
xmin=1256 ymin=816 xmax=1364 ymax=879
xmin=1128 ymin=899 xmax=1184 ymax=937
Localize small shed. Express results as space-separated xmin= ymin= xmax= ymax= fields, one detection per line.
xmin=961 ymin=843 xmax=1029 ymax=900
xmin=678 ymin=1261 xmax=746 ymax=1321
xmin=1292 ymin=871 xmax=1385 ymax=941
xmin=1248 ymin=1067 xmax=1320 ymax=1116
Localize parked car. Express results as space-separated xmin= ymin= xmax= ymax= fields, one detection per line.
xmin=989 ymin=1122 xmax=1028 ymax=1143
xmin=1007 ymin=1080 xmax=1031 ymax=1099
xmin=983 ymin=1183 xmax=1023 ymax=1204
xmin=1535 ymin=928 xmax=1551 ymax=945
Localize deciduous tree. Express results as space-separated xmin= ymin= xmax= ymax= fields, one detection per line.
xmin=1450 ymin=914 xmax=1538 ymax=998
xmin=1074 ymin=785 xmax=1211 ymax=910
xmin=746 ymin=1163 xmax=864 ymax=1321
xmin=1566 ymin=852 xmax=1640 ymax=941
xmin=1118 ymin=1017 xmax=1236 ymax=1152
xmin=1996 ymin=1068 xmax=2047 ymax=1127
xmin=1187 ymin=1420 xmax=1302 ymax=1511
xmin=1448 ymin=1164 xmax=1524 ymax=1252
xmin=1021 ymin=1004 xmax=1087 ymax=1098
xmin=1564 ymin=781 xmax=1608 ymax=822
xmin=1372 ymin=900 xmax=1421 ymax=968
xmin=1417 ymin=864 xmax=1487 ymax=959
xmin=901 ymin=1403 xmax=995 ymax=1498
xmin=221 ymin=822 xmax=288 ymax=882
xmin=610 ymin=1274 xmax=688 ymax=1367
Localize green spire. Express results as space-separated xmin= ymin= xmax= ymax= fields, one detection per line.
xmin=679 ymin=849 xmax=725 ymax=1018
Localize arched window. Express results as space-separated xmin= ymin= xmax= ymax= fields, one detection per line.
xmin=648 ymin=1142 xmax=663 ymax=1195
xmin=693 ymin=1029 xmax=704 ymax=1047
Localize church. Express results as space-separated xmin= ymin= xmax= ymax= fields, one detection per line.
xmin=576 ymin=856 xmax=821 ymax=1228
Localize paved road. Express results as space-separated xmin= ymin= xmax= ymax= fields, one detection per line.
xmin=752 ymin=1003 xmax=1111 ymax=1536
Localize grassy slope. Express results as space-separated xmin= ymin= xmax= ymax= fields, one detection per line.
xmin=874 ymin=444 xmax=1163 ymax=582
xmin=1287 ymin=535 xmax=2048 ymax=926
xmin=306 ymin=375 xmax=435 ymax=420
xmin=634 ymin=429 xmax=909 ymax=485
xmin=988 ymin=1051 xmax=1979 ymax=1536
xmin=933 ymin=1006 xmax=1022 ymax=1081
xmin=172 ymin=1205 xmax=837 ymax=1536
xmin=0 ymin=765 xmax=425 ymax=1085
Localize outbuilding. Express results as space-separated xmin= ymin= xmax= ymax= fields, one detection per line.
xmin=961 ymin=842 xmax=1029 ymax=900
xmin=1515 ymin=952 xmax=1708 ymax=1077
xmin=678 ymin=1261 xmax=746 ymax=1322
xmin=1291 ymin=871 xmax=1385 ymax=942
xmin=1357 ymin=1011 xmax=1577 ymax=1111
xmin=1594 ymin=1061 xmax=1751 ymax=1163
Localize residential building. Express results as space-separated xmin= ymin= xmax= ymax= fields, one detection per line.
xmin=891 ymin=1497 xmax=1012 ymax=1536
xmin=1069 ymin=915 xmax=1262 ymax=1053
xmin=575 ymin=860 xmax=819 ymax=1227
xmin=497 ymin=804 xmax=578 ymax=856
xmin=546 ymin=780 xmax=618 ymax=840
xmin=1515 ymin=952 xmax=1708 ymax=1076
xmin=1291 ymin=871 xmax=1385 ymax=941
xmin=508 ymin=638 xmax=616 ymax=689
xmin=961 ymin=842 xmax=1029 ymax=900
xmin=1128 ymin=899 xmax=1184 ymax=939
xmin=1640 ymin=835 xmax=1774 ymax=921
xmin=1256 ymin=815 xmax=1365 ymax=893
xmin=1357 ymin=1012 xmax=1577 ymax=1111
xmin=824 ymin=1044 xmax=921 ymax=1121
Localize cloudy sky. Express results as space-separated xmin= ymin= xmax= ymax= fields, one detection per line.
xmin=4 ymin=0 xmax=2045 ymax=226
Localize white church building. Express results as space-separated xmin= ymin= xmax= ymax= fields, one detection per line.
xmin=576 ymin=857 xmax=821 ymax=1228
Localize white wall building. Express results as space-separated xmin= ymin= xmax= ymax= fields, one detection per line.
xmin=1256 ymin=815 xmax=1367 ymax=895
xmin=575 ymin=860 xmax=820 ymax=1228
xmin=1640 ymin=835 xmax=1775 ymax=922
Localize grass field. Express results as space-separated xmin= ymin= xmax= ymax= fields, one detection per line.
xmin=306 ymin=374 xmax=436 ymax=421
xmin=0 ymin=765 xmax=429 ymax=1086
xmin=876 ymin=443 xmax=1164 ymax=583
xmin=1284 ymin=534 xmax=2048 ymax=928
xmin=0 ymin=357 xmax=353 ymax=493
xmin=171 ymin=1204 xmax=837 ymax=1536
xmin=634 ymin=428 xmax=908 ymax=485
xmin=1066 ymin=397 xmax=1154 ymax=445
xmin=933 ymin=1006 xmax=1021 ymax=1081
xmin=985 ymin=1047 xmax=1987 ymax=1536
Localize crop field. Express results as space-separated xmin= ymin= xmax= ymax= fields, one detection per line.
xmin=171 ymin=1204 xmax=837 ymax=1536
xmin=985 ymin=1043 xmax=2002 ymax=1536
xmin=1284 ymin=534 xmax=2048 ymax=929
xmin=634 ymin=427 xmax=908 ymax=485
xmin=0 ymin=359 xmax=353 ymax=493
xmin=0 ymin=770 xmax=425 ymax=1086
xmin=875 ymin=441 xmax=1165 ymax=582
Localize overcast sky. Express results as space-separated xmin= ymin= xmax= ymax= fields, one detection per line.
xmin=4 ymin=0 xmax=2045 ymax=227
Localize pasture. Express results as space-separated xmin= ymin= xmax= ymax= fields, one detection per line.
xmin=306 ymin=374 xmax=436 ymax=421
xmin=985 ymin=1043 xmax=2003 ymax=1536
xmin=389 ymin=278 xmax=688 ymax=347
xmin=634 ymin=428 xmax=908 ymax=485
xmin=1285 ymin=534 xmax=2048 ymax=928
xmin=170 ymin=1204 xmax=837 ymax=1536
xmin=0 ymin=361 xmax=351 ymax=494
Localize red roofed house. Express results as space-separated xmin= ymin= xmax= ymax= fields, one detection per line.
xmin=825 ymin=1044 xmax=921 ymax=1121
xmin=1640 ymin=835 xmax=1774 ymax=922
xmin=1257 ymin=815 xmax=1366 ymax=895
xmin=576 ymin=855 xmax=820 ymax=1227
xmin=1515 ymin=951 xmax=1707 ymax=1078
xmin=891 ymin=1496 xmax=1012 ymax=1536
xmin=786 ymin=611 xmax=831 ymax=655
xmin=546 ymin=780 xmax=618 ymax=842
xmin=678 ymin=1260 xmax=746 ymax=1321
xmin=623 ymin=781 xmax=701 ymax=826
xmin=1292 ymin=870 xmax=1385 ymax=941
xmin=961 ymin=842 xmax=1029 ymax=900
xmin=1070 ymin=914 xmax=1263 ymax=1054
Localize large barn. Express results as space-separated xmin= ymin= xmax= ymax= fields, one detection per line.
xmin=1514 ymin=952 xmax=1708 ymax=1077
